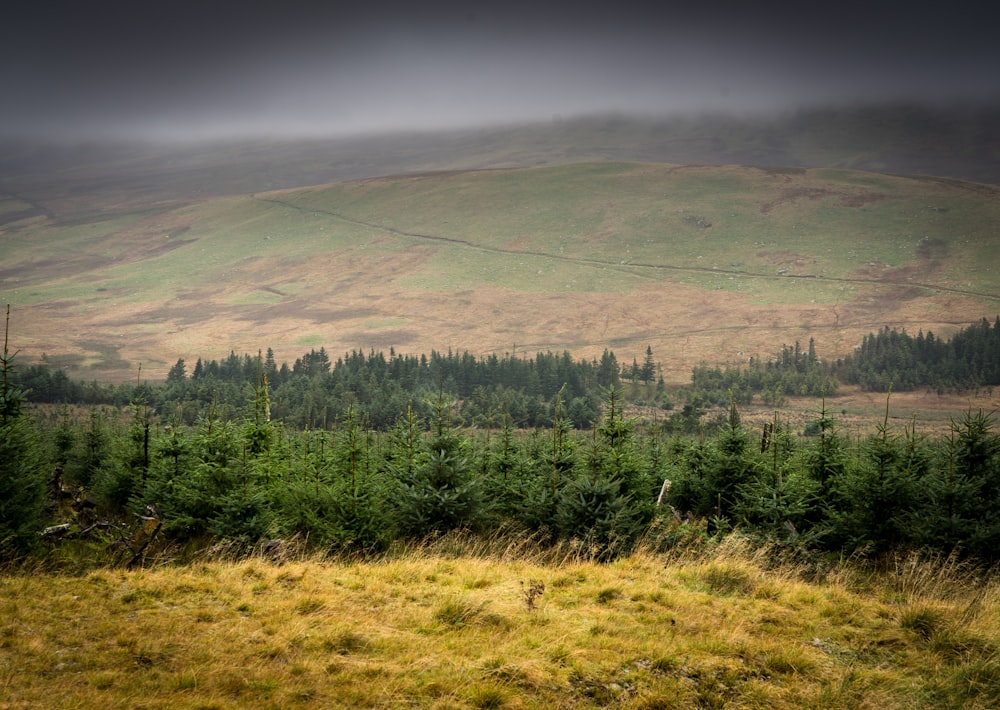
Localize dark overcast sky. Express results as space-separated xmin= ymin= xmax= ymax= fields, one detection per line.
xmin=3 ymin=0 xmax=998 ymax=141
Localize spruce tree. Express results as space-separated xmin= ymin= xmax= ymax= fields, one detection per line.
xmin=555 ymin=386 xmax=650 ymax=558
xmin=94 ymin=388 xmax=151 ymax=512
xmin=741 ymin=416 xmax=824 ymax=545
xmin=0 ymin=306 xmax=47 ymax=559
xmin=325 ymin=405 xmax=392 ymax=551
xmin=824 ymin=393 xmax=914 ymax=554
xmin=706 ymin=398 xmax=757 ymax=522
xmin=641 ymin=346 xmax=656 ymax=385
xmin=394 ymin=391 xmax=482 ymax=537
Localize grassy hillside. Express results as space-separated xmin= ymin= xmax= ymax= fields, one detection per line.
xmin=3 ymin=161 xmax=998 ymax=384
xmin=3 ymin=536 xmax=998 ymax=709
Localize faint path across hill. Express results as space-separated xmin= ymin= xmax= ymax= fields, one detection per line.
xmin=252 ymin=195 xmax=1000 ymax=303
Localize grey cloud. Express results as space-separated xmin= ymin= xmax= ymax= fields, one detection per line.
xmin=3 ymin=0 xmax=997 ymax=141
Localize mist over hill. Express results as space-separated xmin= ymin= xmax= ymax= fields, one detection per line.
xmin=2 ymin=103 xmax=999 ymax=223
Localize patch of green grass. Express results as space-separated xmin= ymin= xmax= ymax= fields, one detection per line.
xmin=294 ymin=334 xmax=324 ymax=347
xmin=595 ymin=587 xmax=622 ymax=604
xmin=229 ymin=290 xmax=285 ymax=306
xmin=900 ymin=605 xmax=943 ymax=641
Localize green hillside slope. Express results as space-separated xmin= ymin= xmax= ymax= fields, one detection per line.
xmin=3 ymin=162 xmax=998 ymax=382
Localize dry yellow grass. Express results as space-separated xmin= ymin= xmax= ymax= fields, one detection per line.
xmin=2 ymin=534 xmax=998 ymax=709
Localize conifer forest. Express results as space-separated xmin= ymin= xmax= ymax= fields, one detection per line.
xmin=3 ymin=310 xmax=1000 ymax=566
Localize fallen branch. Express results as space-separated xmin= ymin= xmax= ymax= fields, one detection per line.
xmin=126 ymin=520 xmax=162 ymax=569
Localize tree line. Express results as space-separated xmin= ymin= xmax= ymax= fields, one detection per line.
xmin=17 ymin=347 xmax=626 ymax=431
xmin=832 ymin=317 xmax=1000 ymax=392
xmin=691 ymin=339 xmax=838 ymax=408
xmin=15 ymin=316 xmax=997 ymax=437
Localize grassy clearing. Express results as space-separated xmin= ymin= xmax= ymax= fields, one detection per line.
xmin=294 ymin=334 xmax=325 ymax=347
xmin=228 ymin=291 xmax=286 ymax=306
xmin=2 ymin=533 xmax=998 ymax=709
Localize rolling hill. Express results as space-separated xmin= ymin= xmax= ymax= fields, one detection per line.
xmin=3 ymin=157 xmax=999 ymax=384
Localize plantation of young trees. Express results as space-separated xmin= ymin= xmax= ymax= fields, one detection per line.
xmin=3 ymin=314 xmax=1000 ymax=566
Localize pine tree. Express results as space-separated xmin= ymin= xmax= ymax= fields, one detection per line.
xmin=802 ymin=399 xmax=845 ymax=496
xmin=166 ymin=358 xmax=187 ymax=384
xmin=554 ymin=386 xmax=651 ymax=558
xmin=641 ymin=345 xmax=656 ymax=385
xmin=0 ymin=306 xmax=47 ymax=559
xmin=935 ymin=409 xmax=1000 ymax=559
xmin=735 ymin=413 xmax=817 ymax=541
xmin=326 ymin=404 xmax=392 ymax=551
xmin=824 ymin=392 xmax=914 ymax=553
xmin=94 ymin=387 xmax=151 ymax=511
xmin=394 ymin=390 xmax=482 ymax=537
xmin=705 ymin=397 xmax=756 ymax=522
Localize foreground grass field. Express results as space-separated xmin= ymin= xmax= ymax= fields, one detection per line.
xmin=3 ymin=534 xmax=998 ymax=709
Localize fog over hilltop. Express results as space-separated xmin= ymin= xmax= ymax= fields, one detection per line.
xmin=3 ymin=0 xmax=997 ymax=142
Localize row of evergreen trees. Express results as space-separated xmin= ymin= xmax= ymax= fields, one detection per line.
xmin=833 ymin=317 xmax=1000 ymax=392
xmin=692 ymin=339 xmax=838 ymax=407
xmin=5 ymin=311 xmax=1000 ymax=564
xmin=14 ymin=318 xmax=999 ymax=435
xmin=20 ymin=348 xmax=625 ymax=431
xmin=690 ymin=318 xmax=1000 ymax=402
xmin=6 ymin=357 xmax=1000 ymax=564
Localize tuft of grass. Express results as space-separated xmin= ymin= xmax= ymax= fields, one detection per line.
xmin=595 ymin=587 xmax=622 ymax=604
xmin=433 ymin=597 xmax=488 ymax=627
xmin=698 ymin=564 xmax=757 ymax=596
xmin=322 ymin=630 xmax=370 ymax=655
xmin=466 ymin=682 xmax=508 ymax=708
xmin=294 ymin=596 xmax=326 ymax=615
xmin=900 ymin=605 xmax=944 ymax=641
